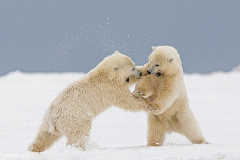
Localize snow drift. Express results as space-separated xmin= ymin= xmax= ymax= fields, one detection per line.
xmin=0 ymin=71 xmax=240 ymax=160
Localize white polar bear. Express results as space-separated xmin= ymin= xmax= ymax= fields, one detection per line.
xmin=133 ymin=46 xmax=207 ymax=146
xmin=28 ymin=51 xmax=147 ymax=152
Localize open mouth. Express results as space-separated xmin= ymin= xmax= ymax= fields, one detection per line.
xmin=156 ymin=72 xmax=161 ymax=77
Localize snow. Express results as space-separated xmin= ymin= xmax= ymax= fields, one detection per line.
xmin=0 ymin=71 xmax=240 ymax=160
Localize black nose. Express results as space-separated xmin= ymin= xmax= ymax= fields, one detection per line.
xmin=147 ymin=70 xmax=151 ymax=74
xmin=156 ymin=72 xmax=161 ymax=77
xmin=140 ymin=72 xmax=142 ymax=76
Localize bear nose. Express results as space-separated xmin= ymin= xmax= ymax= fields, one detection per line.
xmin=147 ymin=70 xmax=151 ymax=74
xmin=139 ymin=72 xmax=142 ymax=76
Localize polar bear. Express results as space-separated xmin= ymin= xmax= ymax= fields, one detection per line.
xmin=28 ymin=51 xmax=147 ymax=152
xmin=132 ymin=46 xmax=207 ymax=146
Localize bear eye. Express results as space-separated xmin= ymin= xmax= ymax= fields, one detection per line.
xmin=155 ymin=64 xmax=159 ymax=67
xmin=132 ymin=68 xmax=135 ymax=71
xmin=113 ymin=67 xmax=119 ymax=70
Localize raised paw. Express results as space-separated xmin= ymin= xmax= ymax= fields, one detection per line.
xmin=147 ymin=102 xmax=164 ymax=115
xmin=132 ymin=90 xmax=146 ymax=98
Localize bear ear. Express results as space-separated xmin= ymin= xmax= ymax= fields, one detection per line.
xmin=114 ymin=50 xmax=120 ymax=54
xmin=151 ymin=46 xmax=157 ymax=51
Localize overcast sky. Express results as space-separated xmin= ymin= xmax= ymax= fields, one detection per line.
xmin=1 ymin=1 xmax=240 ymax=75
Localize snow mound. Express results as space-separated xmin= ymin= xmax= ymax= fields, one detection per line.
xmin=1 ymin=71 xmax=240 ymax=160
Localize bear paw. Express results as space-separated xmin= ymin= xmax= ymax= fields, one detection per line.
xmin=28 ymin=144 xmax=43 ymax=152
xmin=132 ymin=90 xmax=146 ymax=98
xmin=147 ymin=102 xmax=164 ymax=115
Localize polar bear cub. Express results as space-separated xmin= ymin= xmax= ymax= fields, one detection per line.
xmin=133 ymin=46 xmax=207 ymax=146
xmin=29 ymin=51 xmax=147 ymax=152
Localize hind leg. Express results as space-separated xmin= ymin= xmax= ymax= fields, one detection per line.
xmin=147 ymin=113 xmax=165 ymax=146
xmin=29 ymin=130 xmax=61 ymax=152
xmin=65 ymin=120 xmax=92 ymax=150
xmin=66 ymin=133 xmax=88 ymax=151
xmin=174 ymin=113 xmax=207 ymax=144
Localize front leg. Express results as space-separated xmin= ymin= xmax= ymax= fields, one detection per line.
xmin=147 ymin=79 xmax=181 ymax=115
xmin=115 ymin=88 xmax=148 ymax=112
xmin=147 ymin=101 xmax=164 ymax=115
xmin=120 ymin=96 xmax=148 ymax=112
xmin=147 ymin=93 xmax=176 ymax=115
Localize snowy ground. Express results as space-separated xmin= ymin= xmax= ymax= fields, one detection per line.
xmin=0 ymin=71 xmax=240 ymax=160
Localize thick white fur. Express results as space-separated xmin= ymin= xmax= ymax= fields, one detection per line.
xmin=133 ymin=46 xmax=207 ymax=146
xmin=28 ymin=51 xmax=147 ymax=152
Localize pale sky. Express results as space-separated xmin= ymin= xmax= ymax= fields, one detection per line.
xmin=1 ymin=1 xmax=240 ymax=75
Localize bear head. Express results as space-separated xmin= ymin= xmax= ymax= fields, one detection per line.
xmin=147 ymin=46 xmax=182 ymax=76
xmin=98 ymin=51 xmax=142 ymax=84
